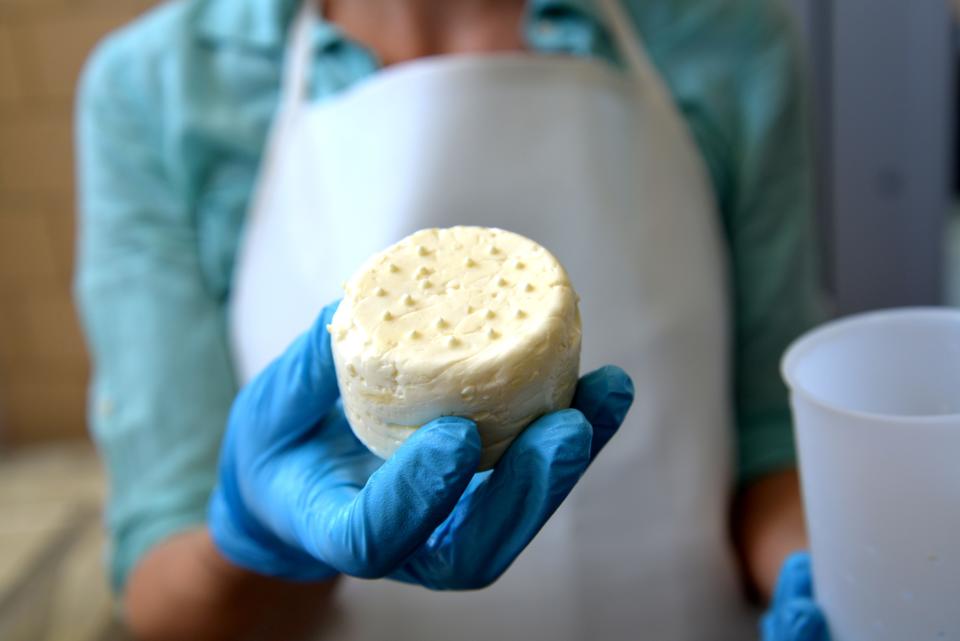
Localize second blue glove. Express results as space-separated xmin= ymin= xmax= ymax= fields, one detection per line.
xmin=762 ymin=552 xmax=831 ymax=641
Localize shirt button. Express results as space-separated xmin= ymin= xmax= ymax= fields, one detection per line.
xmin=537 ymin=20 xmax=558 ymax=37
xmin=98 ymin=397 xmax=114 ymax=418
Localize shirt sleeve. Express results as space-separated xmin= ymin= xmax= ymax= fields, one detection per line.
xmin=730 ymin=33 xmax=825 ymax=483
xmin=723 ymin=4 xmax=826 ymax=485
xmin=638 ymin=0 xmax=827 ymax=484
xmin=74 ymin=29 xmax=237 ymax=591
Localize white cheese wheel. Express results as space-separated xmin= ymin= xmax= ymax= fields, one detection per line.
xmin=329 ymin=226 xmax=582 ymax=469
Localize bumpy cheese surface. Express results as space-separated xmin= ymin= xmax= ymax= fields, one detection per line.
xmin=329 ymin=226 xmax=582 ymax=469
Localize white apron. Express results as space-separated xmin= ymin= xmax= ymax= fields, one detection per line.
xmin=229 ymin=1 xmax=758 ymax=639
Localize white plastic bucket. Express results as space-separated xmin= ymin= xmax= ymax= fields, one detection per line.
xmin=782 ymin=307 xmax=960 ymax=640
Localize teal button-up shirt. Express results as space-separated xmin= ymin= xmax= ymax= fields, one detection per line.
xmin=75 ymin=0 xmax=824 ymax=591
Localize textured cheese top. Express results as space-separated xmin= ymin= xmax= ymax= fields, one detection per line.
xmin=329 ymin=226 xmax=581 ymax=469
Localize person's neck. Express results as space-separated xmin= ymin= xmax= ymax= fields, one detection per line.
xmin=323 ymin=0 xmax=528 ymax=65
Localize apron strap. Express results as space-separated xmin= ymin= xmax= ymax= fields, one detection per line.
xmin=594 ymin=0 xmax=671 ymax=98
xmin=280 ymin=1 xmax=318 ymax=109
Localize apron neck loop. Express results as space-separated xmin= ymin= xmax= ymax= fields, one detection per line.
xmin=593 ymin=0 xmax=667 ymax=94
xmin=281 ymin=0 xmax=666 ymax=108
xmin=281 ymin=1 xmax=319 ymax=108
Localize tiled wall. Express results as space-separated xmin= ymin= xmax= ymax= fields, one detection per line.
xmin=0 ymin=0 xmax=157 ymax=444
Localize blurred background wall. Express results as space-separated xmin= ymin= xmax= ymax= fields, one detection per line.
xmin=788 ymin=0 xmax=954 ymax=315
xmin=0 ymin=0 xmax=157 ymax=445
xmin=0 ymin=0 xmax=957 ymax=446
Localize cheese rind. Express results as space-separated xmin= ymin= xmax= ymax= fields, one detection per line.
xmin=330 ymin=226 xmax=582 ymax=469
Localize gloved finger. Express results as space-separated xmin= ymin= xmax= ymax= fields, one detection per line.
xmin=235 ymin=300 xmax=342 ymax=443
xmin=772 ymin=552 xmax=816 ymax=609
xmin=209 ymin=475 xmax=337 ymax=580
xmin=571 ymin=365 xmax=635 ymax=459
xmin=761 ymin=597 xmax=830 ymax=641
xmin=304 ymin=417 xmax=481 ymax=578
xmin=417 ymin=408 xmax=592 ymax=589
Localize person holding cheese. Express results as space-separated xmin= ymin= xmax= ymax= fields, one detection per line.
xmin=74 ymin=0 xmax=827 ymax=639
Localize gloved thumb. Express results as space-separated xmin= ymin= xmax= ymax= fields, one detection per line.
xmin=763 ymin=552 xmax=831 ymax=641
xmin=308 ymin=417 xmax=481 ymax=578
xmin=238 ymin=300 xmax=342 ymax=440
xmin=762 ymin=598 xmax=830 ymax=641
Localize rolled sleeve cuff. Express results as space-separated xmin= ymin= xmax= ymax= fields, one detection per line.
xmin=736 ymin=408 xmax=798 ymax=486
xmin=108 ymin=504 xmax=208 ymax=592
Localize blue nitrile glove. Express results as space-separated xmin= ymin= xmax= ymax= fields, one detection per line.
xmin=762 ymin=552 xmax=831 ymax=641
xmin=209 ymin=301 xmax=634 ymax=589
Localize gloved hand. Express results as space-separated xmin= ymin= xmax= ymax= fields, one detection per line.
xmin=209 ymin=301 xmax=634 ymax=589
xmin=762 ymin=552 xmax=831 ymax=641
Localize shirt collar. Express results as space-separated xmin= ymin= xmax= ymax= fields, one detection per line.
xmin=195 ymin=0 xmax=300 ymax=50
xmin=195 ymin=0 xmax=603 ymax=51
xmin=528 ymin=0 xmax=597 ymax=21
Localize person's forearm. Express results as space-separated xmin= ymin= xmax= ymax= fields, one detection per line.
xmin=124 ymin=528 xmax=338 ymax=641
xmin=732 ymin=468 xmax=808 ymax=602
